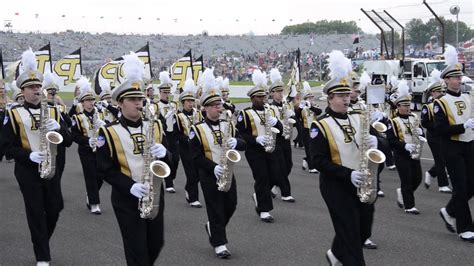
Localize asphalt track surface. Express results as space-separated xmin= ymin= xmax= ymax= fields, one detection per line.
xmin=1 ymin=99 xmax=473 ymax=265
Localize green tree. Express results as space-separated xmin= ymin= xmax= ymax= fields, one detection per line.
xmin=406 ymin=17 xmax=473 ymax=48
xmin=281 ymin=20 xmax=361 ymax=35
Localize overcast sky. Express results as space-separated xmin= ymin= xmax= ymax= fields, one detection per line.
xmin=1 ymin=0 xmax=472 ymax=35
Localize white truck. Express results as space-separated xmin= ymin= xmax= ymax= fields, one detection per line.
xmin=363 ymin=59 xmax=447 ymax=109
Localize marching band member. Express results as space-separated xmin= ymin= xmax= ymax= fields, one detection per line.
xmin=309 ymin=50 xmax=378 ymax=265
xmin=220 ymin=77 xmax=236 ymax=114
xmin=420 ymin=69 xmax=451 ymax=193
xmin=175 ymin=78 xmax=203 ymax=207
xmin=189 ymin=68 xmax=246 ymax=258
xmin=387 ymin=80 xmax=424 ymax=215
xmin=96 ymin=53 xmax=170 ymax=264
xmin=268 ymin=68 xmax=295 ymax=202
xmin=299 ymin=81 xmax=322 ymax=173
xmin=1 ymin=49 xmax=72 ymax=266
xmin=236 ymin=69 xmax=282 ymax=223
xmin=435 ymin=46 xmax=474 ymax=242
xmin=156 ymin=71 xmax=180 ymax=193
xmin=0 ymin=80 xmax=10 ymax=161
xmin=97 ymin=81 xmax=118 ymax=124
xmin=71 ymin=77 xmax=105 ymax=214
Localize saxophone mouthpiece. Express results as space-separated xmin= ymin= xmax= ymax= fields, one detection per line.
xmin=136 ymin=107 xmax=143 ymax=111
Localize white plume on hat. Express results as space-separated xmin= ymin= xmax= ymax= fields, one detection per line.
xmin=159 ymin=71 xmax=172 ymax=85
xmin=99 ymin=78 xmax=111 ymax=91
xmin=21 ymin=48 xmax=37 ymax=72
xmin=444 ymin=45 xmax=458 ymax=66
xmin=222 ymin=78 xmax=230 ymax=89
xmin=390 ymin=76 xmax=399 ymax=88
xmin=182 ymin=78 xmax=196 ymax=95
xmin=302 ymin=81 xmax=311 ymax=92
xmin=215 ymin=76 xmax=223 ymax=89
xmin=429 ymin=69 xmax=442 ymax=85
xmin=270 ymin=68 xmax=282 ymax=84
xmin=327 ymin=50 xmax=352 ymax=80
xmin=42 ymin=71 xmax=60 ymax=87
xmin=252 ymin=69 xmax=267 ymax=88
xmin=122 ymin=52 xmax=144 ymax=82
xmin=359 ymin=72 xmax=371 ymax=88
xmin=397 ymin=79 xmax=410 ymax=99
xmin=76 ymin=76 xmax=92 ymax=95
xmin=202 ymin=68 xmax=216 ymax=92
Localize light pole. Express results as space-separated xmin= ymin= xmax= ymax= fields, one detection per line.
xmin=450 ymin=5 xmax=460 ymax=47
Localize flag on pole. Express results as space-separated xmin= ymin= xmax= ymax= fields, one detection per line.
xmin=193 ymin=55 xmax=203 ymax=84
xmin=171 ymin=50 xmax=193 ymax=93
xmin=94 ymin=44 xmax=152 ymax=95
xmin=53 ymin=48 xmax=82 ymax=87
xmin=5 ymin=44 xmax=53 ymax=82
xmin=0 ymin=49 xmax=4 ymax=80
xmin=353 ymin=35 xmax=360 ymax=44
xmin=288 ymin=48 xmax=301 ymax=96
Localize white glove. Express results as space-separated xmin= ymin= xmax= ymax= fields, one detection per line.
xmin=72 ymin=98 xmax=79 ymax=106
xmin=226 ymin=137 xmax=237 ymax=149
xmin=463 ymin=118 xmax=474 ymax=129
xmin=214 ymin=165 xmax=224 ymax=179
xmin=88 ymin=137 xmax=97 ymax=149
xmin=256 ymin=135 xmax=266 ymax=146
xmin=268 ymin=116 xmax=278 ymax=127
xmin=405 ymin=143 xmax=416 ymax=153
xmin=94 ymin=119 xmax=106 ymax=128
xmin=366 ymin=135 xmax=378 ymax=149
xmin=286 ymin=109 xmax=295 ymax=117
xmin=164 ymin=111 xmax=174 ymax=120
xmin=130 ymin=183 xmax=148 ymax=199
xmin=150 ymin=143 xmax=167 ymax=159
xmin=299 ymin=102 xmax=306 ymax=109
xmin=370 ymin=111 xmax=384 ymax=123
xmin=101 ymin=100 xmax=109 ymax=108
xmin=416 ymin=128 xmax=424 ymax=136
xmin=351 ymin=171 xmax=364 ymax=188
xmin=96 ymin=104 xmax=103 ymax=111
xmin=29 ymin=151 xmax=46 ymax=164
xmin=45 ymin=119 xmax=60 ymax=131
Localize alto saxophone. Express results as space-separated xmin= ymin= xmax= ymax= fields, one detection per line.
xmin=409 ymin=115 xmax=426 ymax=160
xmin=217 ymin=111 xmax=241 ymax=192
xmin=38 ymin=90 xmax=63 ymax=179
xmin=139 ymin=102 xmax=171 ymax=219
xmin=281 ymin=100 xmax=296 ymax=140
xmin=263 ymin=103 xmax=280 ymax=153
xmin=357 ymin=104 xmax=386 ymax=204
xmin=89 ymin=108 xmax=100 ymax=152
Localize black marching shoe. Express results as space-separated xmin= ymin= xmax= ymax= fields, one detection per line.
xmin=439 ymin=207 xmax=456 ymax=233
xmin=459 ymin=232 xmax=474 ymax=243
xmin=363 ymin=239 xmax=377 ymax=249
xmin=216 ymin=250 xmax=231 ymax=259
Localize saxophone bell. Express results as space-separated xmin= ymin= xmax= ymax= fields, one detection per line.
xmin=46 ymin=131 xmax=64 ymax=145
xmin=371 ymin=121 xmax=387 ymax=133
xmin=149 ymin=160 xmax=171 ymax=178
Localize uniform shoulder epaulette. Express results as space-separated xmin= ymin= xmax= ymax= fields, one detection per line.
xmin=106 ymin=120 xmax=120 ymax=128
xmin=348 ymin=110 xmax=361 ymax=115
xmin=10 ymin=104 xmax=21 ymax=111
xmin=316 ymin=113 xmax=329 ymax=121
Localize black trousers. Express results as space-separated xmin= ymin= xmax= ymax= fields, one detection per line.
xmin=394 ymin=153 xmax=422 ymax=209
xmin=16 ymin=166 xmax=63 ymax=262
xmin=179 ymin=145 xmax=200 ymax=202
xmin=378 ymin=137 xmax=394 ymax=167
xmin=302 ymin=128 xmax=316 ymax=169
xmin=321 ymin=181 xmax=373 ymax=266
xmin=281 ymin=139 xmax=293 ymax=177
xmin=111 ymin=184 xmax=165 ymax=266
xmin=165 ymin=139 xmax=180 ymax=188
xmin=443 ymin=140 xmax=474 ymax=233
xmin=78 ymin=149 xmax=102 ymax=205
xmin=245 ymin=149 xmax=274 ymax=213
xmin=270 ymin=145 xmax=292 ymax=197
xmin=200 ymin=173 xmax=237 ymax=247
xmin=427 ymin=137 xmax=449 ymax=187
